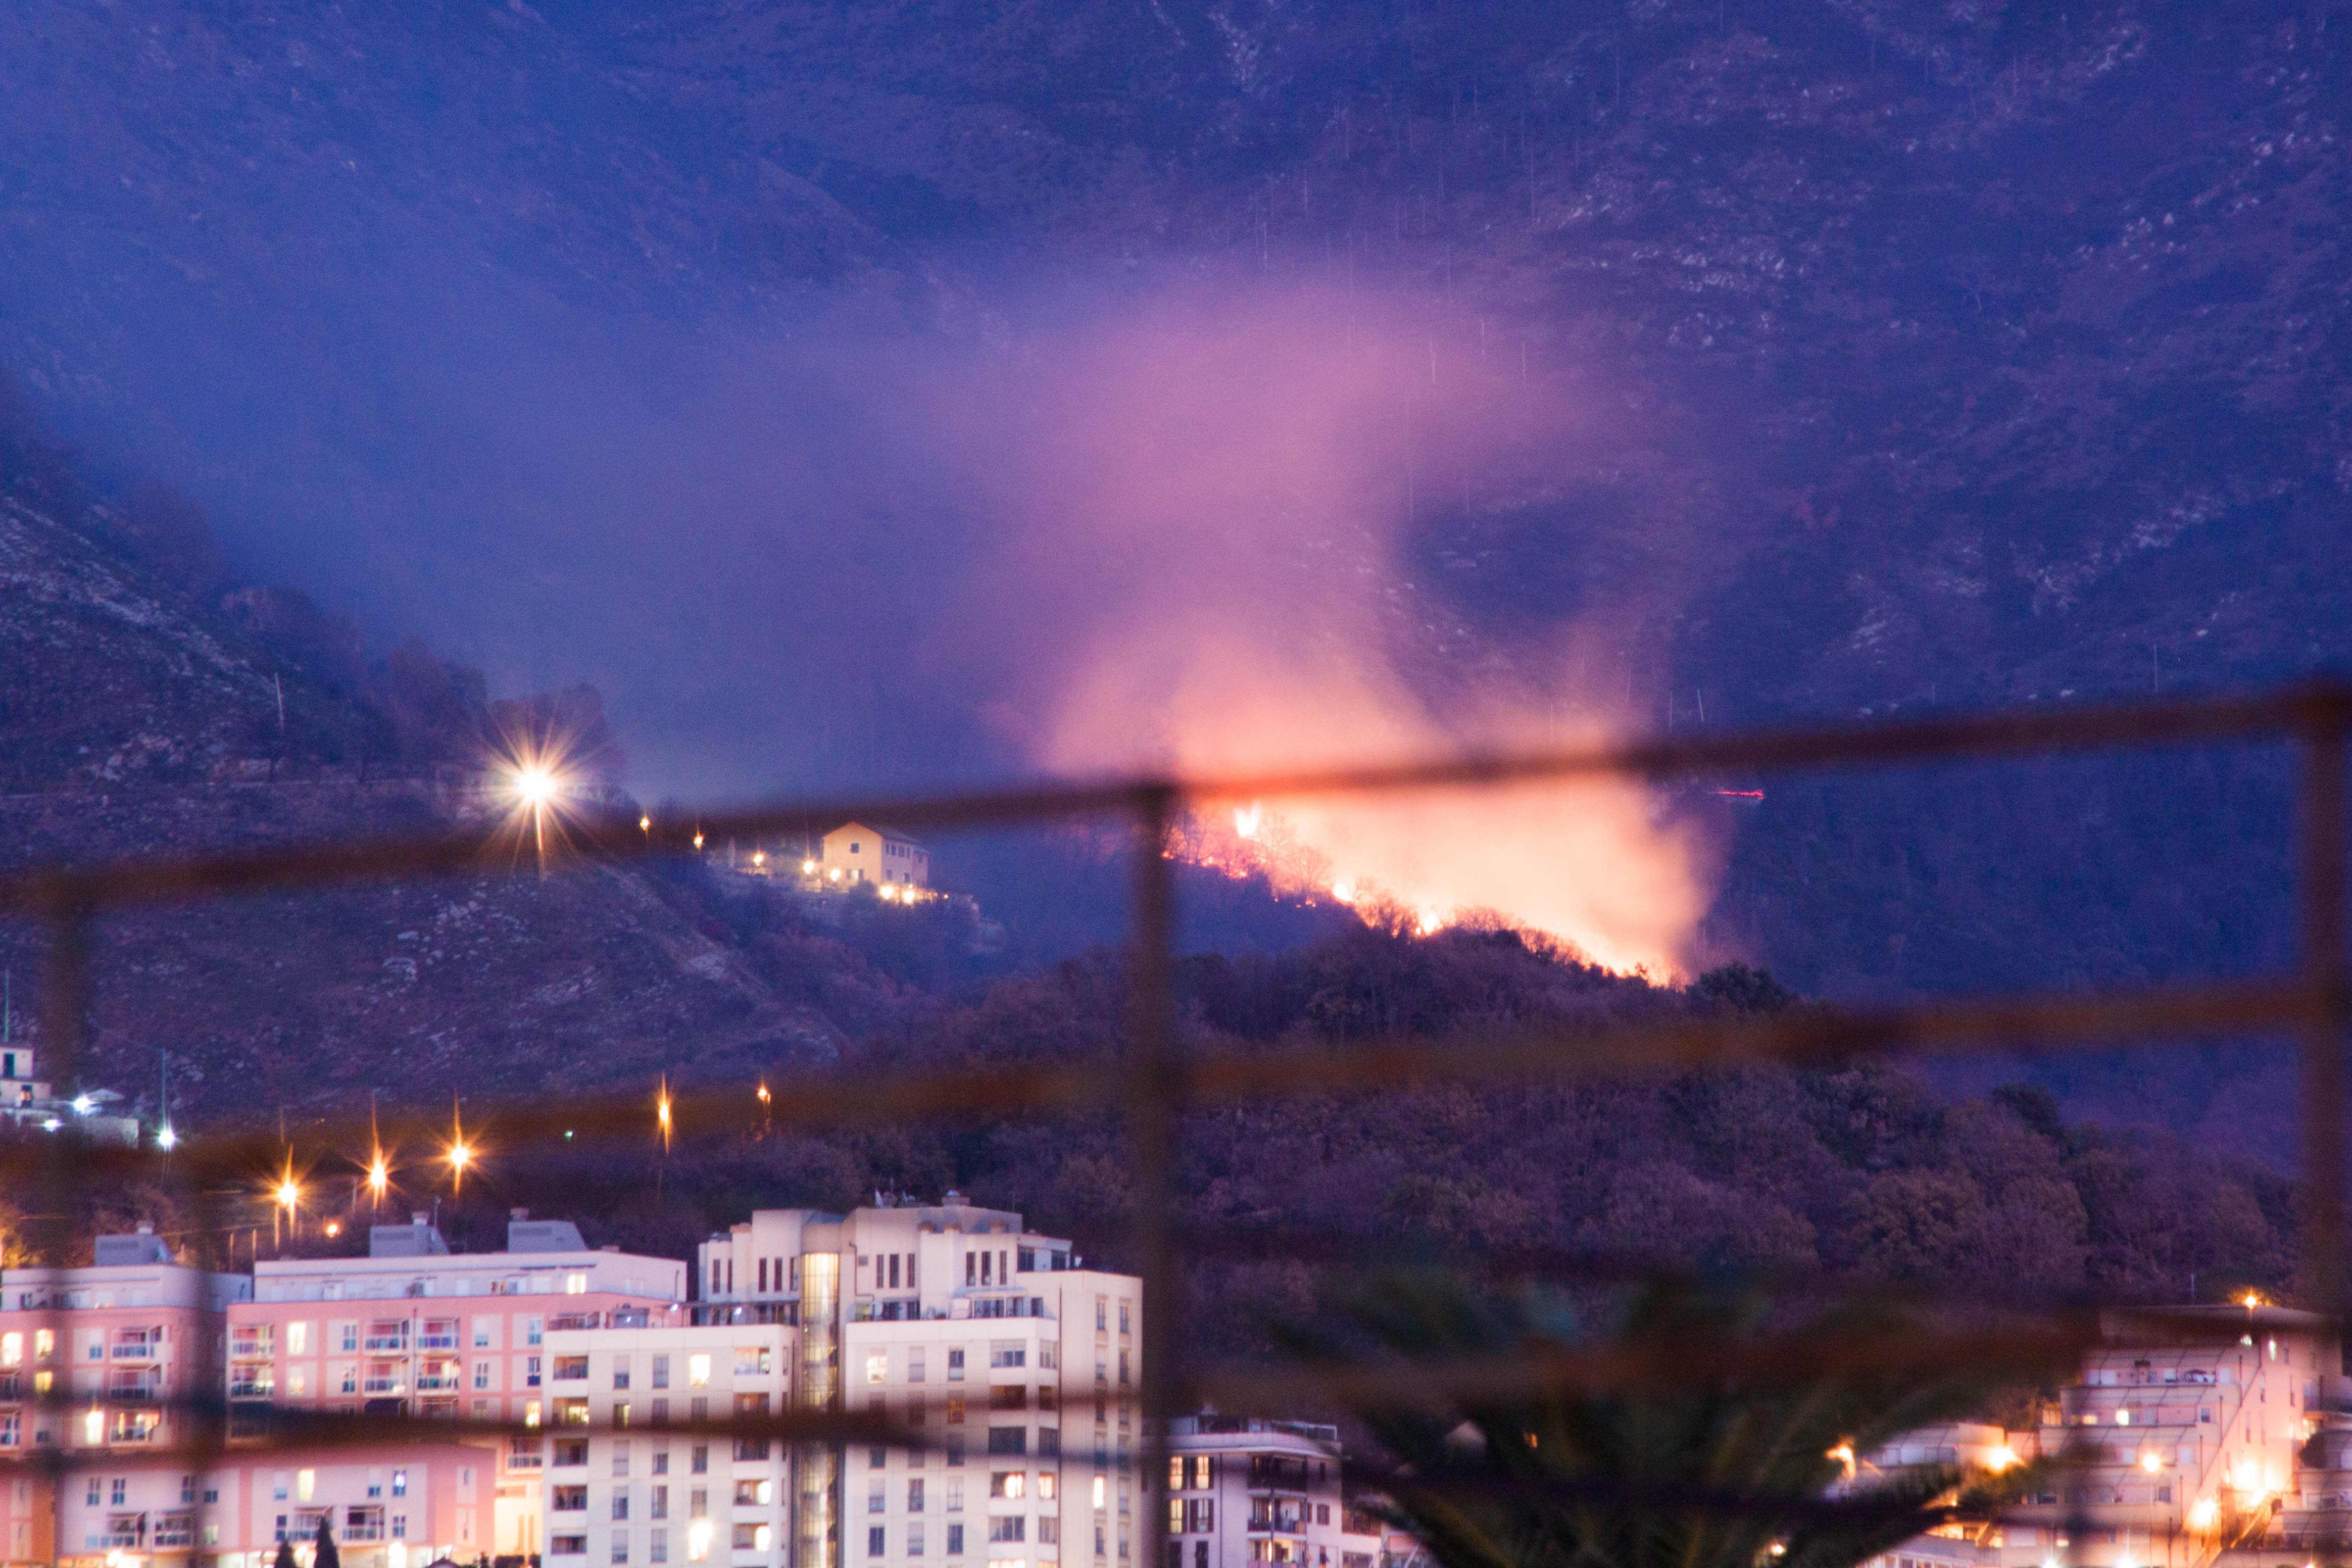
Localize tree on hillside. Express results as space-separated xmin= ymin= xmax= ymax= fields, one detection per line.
xmin=314 ymin=1515 xmax=341 ymax=1568
xmin=1285 ymin=1278 xmax=2055 ymax=1568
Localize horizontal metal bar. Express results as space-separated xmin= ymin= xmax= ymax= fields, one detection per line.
xmin=0 ymin=972 xmax=2305 ymax=1190
xmin=1184 ymin=1323 xmax=2096 ymax=1413
xmin=3 ymin=683 xmax=2342 ymax=917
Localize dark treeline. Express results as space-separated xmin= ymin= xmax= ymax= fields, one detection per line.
xmin=14 ymin=919 xmax=2297 ymax=1371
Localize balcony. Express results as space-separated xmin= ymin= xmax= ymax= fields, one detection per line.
xmin=363 ymin=1332 xmax=410 ymax=1353
xmin=362 ymin=1378 xmax=409 ymax=1396
xmin=105 ymin=1382 xmax=160 ymax=1404
xmin=416 ymin=1375 xmax=463 ymax=1392
xmin=344 ymin=1526 xmax=387 ymax=1543
xmin=109 ymin=1341 xmax=159 ymax=1362
xmin=228 ymin=1380 xmax=276 ymax=1400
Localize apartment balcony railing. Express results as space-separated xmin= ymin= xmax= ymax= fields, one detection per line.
xmin=106 ymin=1383 xmax=160 ymax=1403
xmin=363 ymin=1334 xmax=410 ymax=1353
xmin=362 ymin=1378 xmax=408 ymax=1395
xmin=227 ymin=1381 xmax=274 ymax=1400
xmin=109 ymin=1342 xmax=159 ymax=1361
xmin=415 ymin=1375 xmax=462 ymax=1392
xmin=419 ymin=1333 xmax=460 ymax=1350
xmin=344 ymin=1526 xmax=387 ymax=1542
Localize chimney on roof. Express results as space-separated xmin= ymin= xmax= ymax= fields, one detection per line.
xmin=512 ymin=1207 xmax=530 ymax=1221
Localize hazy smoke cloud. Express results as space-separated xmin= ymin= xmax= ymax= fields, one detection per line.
xmin=943 ymin=289 xmax=1714 ymax=974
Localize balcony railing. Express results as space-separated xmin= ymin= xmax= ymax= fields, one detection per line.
xmin=362 ymin=1378 xmax=408 ymax=1395
xmin=110 ymin=1342 xmax=159 ymax=1361
xmin=228 ymin=1381 xmax=275 ymax=1400
xmin=363 ymin=1334 xmax=410 ymax=1352
xmin=416 ymin=1375 xmax=462 ymax=1392
xmin=419 ymin=1333 xmax=460 ymax=1350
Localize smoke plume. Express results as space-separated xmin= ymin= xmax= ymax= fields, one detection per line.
xmin=951 ymin=289 xmax=1714 ymax=976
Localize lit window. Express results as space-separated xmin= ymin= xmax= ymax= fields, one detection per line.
xmin=567 ymin=1274 xmax=588 ymax=1296
xmin=298 ymin=1470 xmax=316 ymax=1503
xmin=869 ymin=1354 xmax=890 ymax=1385
xmin=687 ymin=1355 xmax=711 ymax=1389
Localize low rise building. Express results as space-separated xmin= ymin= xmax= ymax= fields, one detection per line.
xmin=1162 ymin=1416 xmax=1383 ymax=1568
xmin=816 ymin=825 xmax=930 ymax=891
xmin=47 ymin=1441 xmax=488 ymax=1568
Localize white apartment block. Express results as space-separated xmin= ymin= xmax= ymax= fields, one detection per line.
xmin=684 ymin=1193 xmax=1143 ymax=1568
xmin=534 ymin=1323 xmax=794 ymax=1568
xmin=1161 ymin=1417 xmax=1383 ymax=1568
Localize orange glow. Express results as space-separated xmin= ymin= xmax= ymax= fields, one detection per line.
xmin=657 ymin=1077 xmax=674 ymax=1152
xmin=1004 ymin=297 xmax=1711 ymax=975
xmin=446 ymin=1099 xmax=474 ymax=1193
xmin=324 ymin=1221 xmax=342 ymax=1238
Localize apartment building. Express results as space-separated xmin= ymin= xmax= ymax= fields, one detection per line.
xmin=47 ymin=1440 xmax=486 ymax=1568
xmin=228 ymin=1210 xmax=688 ymax=1556
xmin=1860 ymin=1304 xmax=2342 ymax=1568
xmin=531 ymin=1323 xmax=794 ymax=1568
xmin=1161 ymin=1417 xmax=1382 ymax=1568
xmin=690 ymin=1193 xmax=1142 ymax=1568
xmin=0 ymin=1228 xmax=250 ymax=1567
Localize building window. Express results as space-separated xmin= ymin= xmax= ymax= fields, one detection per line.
xmin=871 ymin=1528 xmax=888 ymax=1557
xmin=615 ymin=1357 xmax=632 ymax=1390
xmin=687 ymin=1355 xmax=710 ymax=1389
xmin=948 ymin=1350 xmax=965 ymax=1382
xmin=650 ymin=1529 xmax=668 ymax=1563
xmin=869 ymin=1354 xmax=890 ymax=1385
xmin=947 ymin=1526 xmax=965 ymax=1556
xmin=910 ymin=1524 xmax=926 ymax=1557
xmin=652 ymin=1487 xmax=669 ymax=1519
xmin=910 ymin=1480 xmax=926 ymax=1512
xmin=989 ymin=1519 xmax=1025 ymax=1544
xmin=988 ymin=1428 xmax=1028 ymax=1457
xmin=652 ymin=1357 xmax=670 ymax=1390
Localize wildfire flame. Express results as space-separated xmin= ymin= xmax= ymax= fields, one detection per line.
xmin=973 ymin=289 xmax=1716 ymax=975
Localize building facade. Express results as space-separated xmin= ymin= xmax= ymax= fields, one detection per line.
xmin=693 ymin=1195 xmax=1139 ymax=1568
xmin=1867 ymin=1305 xmax=2344 ymax=1568
xmin=47 ymin=1441 xmax=486 ymax=1568
xmin=227 ymin=1211 xmax=688 ymax=1558
xmin=1161 ymin=1418 xmax=1382 ymax=1568
xmin=0 ymin=1229 xmax=251 ymax=1567
xmin=815 ymin=826 xmax=929 ymax=891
